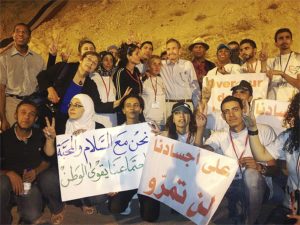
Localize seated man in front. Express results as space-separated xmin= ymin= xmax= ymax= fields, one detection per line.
xmin=198 ymin=96 xmax=277 ymax=224
xmin=0 ymin=100 xmax=63 ymax=224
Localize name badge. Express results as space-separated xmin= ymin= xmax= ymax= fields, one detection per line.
xmin=152 ymin=101 xmax=160 ymax=109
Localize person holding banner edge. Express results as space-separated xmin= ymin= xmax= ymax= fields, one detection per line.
xmin=242 ymin=92 xmax=300 ymax=224
xmin=107 ymin=94 xmax=161 ymax=222
xmin=198 ymin=96 xmax=277 ymax=224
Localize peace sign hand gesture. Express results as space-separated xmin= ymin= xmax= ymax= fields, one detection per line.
xmin=242 ymin=99 xmax=257 ymax=130
xmin=195 ymin=101 xmax=208 ymax=128
xmin=43 ymin=117 xmax=56 ymax=141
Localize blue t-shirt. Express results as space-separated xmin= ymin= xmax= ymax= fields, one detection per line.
xmin=59 ymin=81 xmax=83 ymax=114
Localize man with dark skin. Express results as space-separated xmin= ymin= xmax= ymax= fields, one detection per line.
xmin=189 ymin=38 xmax=215 ymax=88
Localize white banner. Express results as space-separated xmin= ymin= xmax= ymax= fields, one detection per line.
xmin=56 ymin=123 xmax=151 ymax=201
xmin=138 ymin=136 xmax=238 ymax=225
xmin=204 ymin=73 xmax=269 ymax=113
xmin=253 ymin=99 xmax=289 ymax=135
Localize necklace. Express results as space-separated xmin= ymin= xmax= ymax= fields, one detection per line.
xmin=78 ymin=80 xmax=83 ymax=86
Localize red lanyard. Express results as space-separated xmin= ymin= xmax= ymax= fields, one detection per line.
xmin=280 ymin=52 xmax=292 ymax=74
xmin=150 ymin=76 xmax=158 ymax=102
xmin=126 ymin=68 xmax=142 ymax=93
xmin=229 ymin=131 xmax=249 ymax=161
xmin=99 ymin=75 xmax=111 ymax=102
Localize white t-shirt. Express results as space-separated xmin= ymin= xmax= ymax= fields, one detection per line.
xmin=205 ymin=124 xmax=276 ymax=178
xmin=206 ymin=63 xmax=241 ymax=77
xmin=267 ymin=52 xmax=300 ymax=101
xmin=266 ymin=130 xmax=300 ymax=192
xmin=142 ymin=76 xmax=166 ymax=125
xmin=90 ymin=72 xmax=117 ymax=127
xmin=241 ymin=60 xmax=262 ymax=73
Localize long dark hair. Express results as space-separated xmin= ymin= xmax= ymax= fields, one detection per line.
xmin=165 ymin=111 xmax=197 ymax=141
xmin=282 ymin=93 xmax=300 ymax=153
xmin=118 ymin=43 xmax=139 ymax=68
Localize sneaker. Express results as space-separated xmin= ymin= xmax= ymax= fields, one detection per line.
xmin=120 ymin=201 xmax=131 ymax=215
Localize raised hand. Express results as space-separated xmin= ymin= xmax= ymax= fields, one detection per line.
xmin=61 ymin=44 xmax=72 ymax=62
xmin=259 ymin=42 xmax=268 ymax=62
xmin=113 ymin=87 xmax=132 ymax=108
xmin=242 ymin=99 xmax=256 ymax=129
xmin=195 ymin=101 xmax=208 ymax=128
xmin=202 ymin=77 xmax=214 ymax=103
xmin=43 ymin=117 xmax=56 ymax=140
xmin=49 ymin=35 xmax=60 ymax=56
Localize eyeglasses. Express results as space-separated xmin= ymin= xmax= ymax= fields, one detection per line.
xmin=85 ymin=56 xmax=98 ymax=67
xmin=68 ymin=103 xmax=84 ymax=108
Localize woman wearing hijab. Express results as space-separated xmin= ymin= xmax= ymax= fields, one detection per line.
xmin=65 ymin=94 xmax=105 ymax=215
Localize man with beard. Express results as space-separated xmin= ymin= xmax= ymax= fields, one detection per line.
xmin=188 ymin=38 xmax=215 ymax=88
xmin=0 ymin=23 xmax=44 ymax=131
xmin=239 ymin=39 xmax=268 ymax=73
xmin=267 ymin=28 xmax=300 ymax=101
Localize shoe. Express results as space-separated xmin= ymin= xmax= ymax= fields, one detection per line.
xmin=51 ymin=205 xmax=66 ymax=225
xmin=120 ymin=201 xmax=131 ymax=215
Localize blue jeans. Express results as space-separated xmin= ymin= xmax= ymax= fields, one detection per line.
xmin=37 ymin=166 xmax=64 ymax=214
xmin=0 ymin=175 xmax=43 ymax=224
xmin=226 ymin=168 xmax=266 ymax=225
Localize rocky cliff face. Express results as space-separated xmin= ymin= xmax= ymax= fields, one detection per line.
xmin=1 ymin=0 xmax=300 ymax=62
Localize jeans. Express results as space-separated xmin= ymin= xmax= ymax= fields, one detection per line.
xmin=108 ymin=189 xmax=160 ymax=222
xmin=226 ymin=168 xmax=266 ymax=225
xmin=37 ymin=166 xmax=64 ymax=214
xmin=0 ymin=175 xmax=43 ymax=224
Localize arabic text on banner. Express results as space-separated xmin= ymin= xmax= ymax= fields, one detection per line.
xmin=138 ymin=135 xmax=239 ymax=225
xmin=253 ymin=99 xmax=289 ymax=135
xmin=56 ymin=122 xmax=151 ymax=201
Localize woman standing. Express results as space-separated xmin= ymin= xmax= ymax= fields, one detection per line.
xmin=113 ymin=43 xmax=143 ymax=124
xmin=90 ymin=51 xmax=118 ymax=127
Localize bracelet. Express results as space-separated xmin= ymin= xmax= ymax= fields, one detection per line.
xmin=248 ymin=129 xmax=258 ymax=136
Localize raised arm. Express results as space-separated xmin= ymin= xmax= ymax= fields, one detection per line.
xmin=242 ymin=100 xmax=275 ymax=161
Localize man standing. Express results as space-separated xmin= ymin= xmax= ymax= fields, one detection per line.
xmin=240 ymin=39 xmax=268 ymax=73
xmin=188 ymin=38 xmax=215 ymax=88
xmin=136 ymin=41 xmax=153 ymax=74
xmin=228 ymin=41 xmax=243 ymax=65
xmin=206 ymin=44 xmax=241 ymax=77
xmin=198 ymin=96 xmax=276 ymax=224
xmin=0 ymin=23 xmax=44 ymax=131
xmin=160 ymin=38 xmax=200 ymax=115
xmin=0 ymin=100 xmax=63 ymax=224
xmin=267 ymin=28 xmax=300 ymax=101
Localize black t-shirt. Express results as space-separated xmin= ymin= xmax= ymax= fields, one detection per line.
xmin=1 ymin=126 xmax=46 ymax=176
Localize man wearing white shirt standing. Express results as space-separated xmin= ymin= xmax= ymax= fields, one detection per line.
xmin=160 ymin=38 xmax=200 ymax=116
xmin=267 ymin=28 xmax=300 ymax=101
xmin=0 ymin=23 xmax=44 ymax=131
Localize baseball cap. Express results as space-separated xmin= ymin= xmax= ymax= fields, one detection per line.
xmin=171 ymin=102 xmax=192 ymax=115
xmin=231 ymin=80 xmax=253 ymax=96
xmin=217 ymin=44 xmax=230 ymax=52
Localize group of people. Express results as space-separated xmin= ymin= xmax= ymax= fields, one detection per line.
xmin=0 ymin=22 xmax=300 ymax=225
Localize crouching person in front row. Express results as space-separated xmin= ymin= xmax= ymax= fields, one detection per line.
xmin=0 ymin=100 xmax=64 ymax=225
